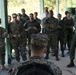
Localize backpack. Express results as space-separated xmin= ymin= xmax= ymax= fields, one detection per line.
xmin=10 ymin=62 xmax=55 ymax=75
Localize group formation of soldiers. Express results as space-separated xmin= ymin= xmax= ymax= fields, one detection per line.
xmin=0 ymin=7 xmax=76 ymax=70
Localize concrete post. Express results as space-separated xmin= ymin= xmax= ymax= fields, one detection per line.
xmin=40 ymin=0 xmax=44 ymax=17
xmin=56 ymin=0 xmax=59 ymax=18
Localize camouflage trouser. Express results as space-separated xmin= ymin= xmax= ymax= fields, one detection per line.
xmin=66 ymin=32 xmax=73 ymax=51
xmin=0 ymin=46 xmax=5 ymax=65
xmin=58 ymin=32 xmax=65 ymax=52
xmin=70 ymin=35 xmax=76 ymax=60
xmin=11 ymin=39 xmax=27 ymax=62
xmin=46 ymin=32 xmax=58 ymax=58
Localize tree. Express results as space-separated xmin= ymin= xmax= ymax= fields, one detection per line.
xmin=44 ymin=0 xmax=56 ymax=9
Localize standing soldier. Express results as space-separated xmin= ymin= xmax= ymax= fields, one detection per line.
xmin=10 ymin=13 xmax=27 ymax=63
xmin=64 ymin=12 xmax=74 ymax=52
xmin=41 ymin=10 xmax=49 ymax=33
xmin=62 ymin=11 xmax=69 ymax=50
xmin=34 ymin=12 xmax=41 ymax=24
xmin=67 ymin=8 xmax=76 ymax=67
xmin=48 ymin=10 xmax=59 ymax=60
xmin=24 ymin=13 xmax=41 ymax=56
xmin=21 ymin=8 xmax=29 ymax=24
xmin=41 ymin=11 xmax=50 ymax=59
xmin=0 ymin=19 xmax=8 ymax=70
xmin=57 ymin=14 xmax=65 ymax=57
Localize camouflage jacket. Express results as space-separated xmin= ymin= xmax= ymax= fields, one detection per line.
xmin=21 ymin=14 xmax=29 ymax=23
xmin=9 ymin=56 xmax=62 ymax=75
xmin=10 ymin=21 xmax=26 ymax=42
xmin=24 ymin=20 xmax=41 ymax=34
xmin=0 ymin=27 xmax=7 ymax=47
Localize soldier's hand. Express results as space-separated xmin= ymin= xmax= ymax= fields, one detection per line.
xmin=18 ymin=34 xmax=21 ymax=37
xmin=33 ymin=27 xmax=38 ymax=30
xmin=2 ymin=32 xmax=8 ymax=38
xmin=26 ymin=27 xmax=32 ymax=31
xmin=49 ymin=24 xmax=53 ymax=28
xmin=13 ymin=35 xmax=17 ymax=38
xmin=58 ymin=26 xmax=61 ymax=28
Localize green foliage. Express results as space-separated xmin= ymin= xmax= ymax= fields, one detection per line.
xmin=8 ymin=0 xmax=26 ymax=6
xmin=44 ymin=0 xmax=56 ymax=9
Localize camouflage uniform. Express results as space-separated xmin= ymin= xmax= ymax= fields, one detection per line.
xmin=35 ymin=18 xmax=41 ymax=24
xmin=21 ymin=14 xmax=29 ymax=23
xmin=58 ymin=20 xmax=65 ymax=56
xmin=63 ymin=17 xmax=74 ymax=51
xmin=24 ymin=20 xmax=41 ymax=45
xmin=9 ymin=33 xmax=62 ymax=75
xmin=26 ymin=56 xmax=62 ymax=75
xmin=10 ymin=21 xmax=27 ymax=62
xmin=0 ymin=27 xmax=7 ymax=65
xmin=69 ymin=34 xmax=76 ymax=60
xmin=41 ymin=17 xmax=49 ymax=33
xmin=47 ymin=17 xmax=59 ymax=60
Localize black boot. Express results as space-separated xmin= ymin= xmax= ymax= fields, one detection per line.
xmin=67 ymin=60 xmax=75 ymax=67
xmin=56 ymin=56 xmax=59 ymax=61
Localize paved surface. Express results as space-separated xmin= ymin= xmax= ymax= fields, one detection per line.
xmin=0 ymin=50 xmax=76 ymax=75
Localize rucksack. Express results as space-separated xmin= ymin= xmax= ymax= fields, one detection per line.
xmin=9 ymin=62 xmax=55 ymax=75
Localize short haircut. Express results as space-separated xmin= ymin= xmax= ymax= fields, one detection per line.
xmin=58 ymin=13 xmax=61 ymax=16
xmin=21 ymin=8 xmax=25 ymax=12
xmin=31 ymin=44 xmax=45 ymax=52
xmin=8 ymin=15 xmax=11 ymax=20
xmin=34 ymin=12 xmax=38 ymax=15
xmin=12 ymin=13 xmax=17 ymax=17
xmin=65 ymin=11 xmax=69 ymax=15
xmin=29 ymin=13 xmax=33 ymax=16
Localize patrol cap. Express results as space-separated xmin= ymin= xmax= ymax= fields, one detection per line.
xmin=31 ymin=33 xmax=48 ymax=46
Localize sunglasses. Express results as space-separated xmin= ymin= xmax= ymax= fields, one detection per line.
xmin=13 ymin=17 xmax=17 ymax=18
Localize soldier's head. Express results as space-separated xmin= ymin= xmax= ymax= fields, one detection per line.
xmin=58 ymin=13 xmax=62 ymax=20
xmin=21 ymin=8 xmax=25 ymax=14
xmin=34 ymin=12 xmax=38 ymax=19
xmin=8 ymin=15 xmax=11 ymax=23
xmin=17 ymin=13 xmax=22 ymax=20
xmin=66 ymin=12 xmax=71 ymax=19
xmin=65 ymin=11 xmax=69 ymax=16
xmin=49 ymin=10 xmax=54 ymax=17
xmin=44 ymin=7 xmax=48 ymax=12
xmin=45 ymin=10 xmax=49 ymax=17
xmin=12 ymin=13 xmax=17 ymax=22
xmin=29 ymin=13 xmax=34 ymax=21
xmin=30 ymin=33 xmax=48 ymax=57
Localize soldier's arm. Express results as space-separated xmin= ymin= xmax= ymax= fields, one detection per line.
xmin=24 ymin=21 xmax=31 ymax=31
xmin=37 ymin=22 xmax=41 ymax=33
xmin=51 ymin=63 xmax=62 ymax=75
xmin=2 ymin=28 xmax=8 ymax=38
xmin=48 ymin=61 xmax=62 ymax=75
xmin=53 ymin=19 xmax=59 ymax=30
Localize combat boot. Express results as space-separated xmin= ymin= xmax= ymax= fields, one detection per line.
xmin=67 ymin=60 xmax=75 ymax=67
xmin=56 ymin=56 xmax=59 ymax=61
